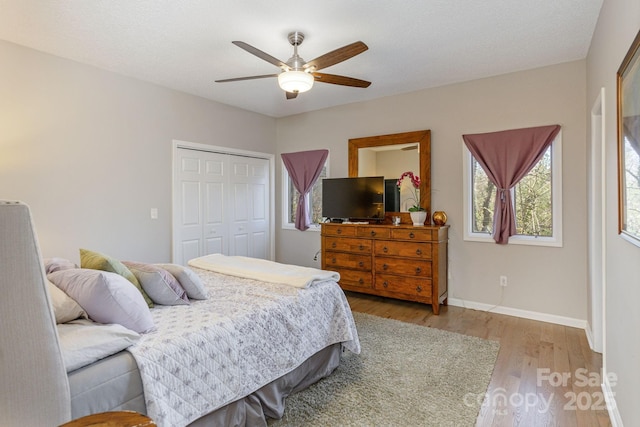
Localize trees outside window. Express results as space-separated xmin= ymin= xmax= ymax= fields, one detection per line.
xmin=464 ymin=134 xmax=562 ymax=247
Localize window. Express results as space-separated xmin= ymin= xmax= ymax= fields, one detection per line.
xmin=282 ymin=159 xmax=328 ymax=230
xmin=463 ymin=133 xmax=562 ymax=246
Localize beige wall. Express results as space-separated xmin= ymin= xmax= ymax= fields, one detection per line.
xmin=0 ymin=40 xmax=277 ymax=264
xmin=587 ymin=0 xmax=640 ymax=423
xmin=276 ymin=60 xmax=587 ymax=321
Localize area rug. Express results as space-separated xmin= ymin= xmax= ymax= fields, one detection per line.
xmin=269 ymin=312 xmax=499 ymax=427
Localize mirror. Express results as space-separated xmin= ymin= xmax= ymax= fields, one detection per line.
xmin=349 ymin=130 xmax=431 ymax=222
xmin=618 ymin=30 xmax=640 ymax=243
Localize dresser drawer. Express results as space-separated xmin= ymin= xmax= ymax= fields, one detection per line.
xmin=322 ymin=225 xmax=356 ymax=237
xmin=324 ymin=251 xmax=371 ymax=271
xmin=374 ymin=257 xmax=432 ymax=277
xmin=374 ymin=240 xmax=432 ymax=259
xmin=390 ymin=228 xmax=436 ymax=241
xmin=337 ymin=269 xmax=372 ymax=289
xmin=324 ymin=236 xmax=371 ymax=253
xmin=375 ymin=274 xmax=432 ymax=300
xmin=356 ymin=227 xmax=390 ymax=239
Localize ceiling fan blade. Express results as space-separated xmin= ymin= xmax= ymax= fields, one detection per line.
xmin=232 ymin=41 xmax=289 ymax=70
xmin=215 ymin=74 xmax=278 ymax=83
xmin=303 ymin=41 xmax=368 ymax=71
xmin=312 ymin=72 xmax=371 ymax=88
xmin=286 ymin=91 xmax=298 ymax=100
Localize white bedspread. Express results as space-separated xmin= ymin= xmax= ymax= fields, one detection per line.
xmin=188 ymin=254 xmax=340 ymax=288
xmin=127 ymin=267 xmax=359 ymax=427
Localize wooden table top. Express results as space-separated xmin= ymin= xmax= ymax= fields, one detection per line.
xmin=60 ymin=411 xmax=155 ymax=427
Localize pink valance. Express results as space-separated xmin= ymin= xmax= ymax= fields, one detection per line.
xmin=463 ymin=125 xmax=561 ymax=244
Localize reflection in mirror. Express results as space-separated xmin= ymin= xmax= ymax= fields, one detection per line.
xmin=349 ymin=130 xmax=431 ymax=221
xmin=357 ymin=143 xmax=419 ymax=212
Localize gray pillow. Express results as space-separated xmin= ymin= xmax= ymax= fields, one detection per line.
xmin=156 ymin=263 xmax=208 ymax=300
xmin=48 ymin=269 xmax=155 ymax=334
xmin=123 ymin=262 xmax=189 ymax=306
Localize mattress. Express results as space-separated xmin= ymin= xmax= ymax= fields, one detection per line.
xmin=68 ymin=350 xmax=144 ymax=419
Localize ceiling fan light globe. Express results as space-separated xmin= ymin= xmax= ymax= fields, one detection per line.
xmin=278 ymin=70 xmax=314 ymax=93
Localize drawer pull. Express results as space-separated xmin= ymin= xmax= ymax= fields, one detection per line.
xmin=359 ymin=244 xmax=365 ymax=251
xmin=416 ymin=249 xmax=422 ymax=256
xmin=416 ymin=285 xmax=422 ymax=292
xmin=383 ymin=246 xmax=388 ymax=253
xmin=415 ymin=267 xmax=422 ymax=274
xmin=370 ymin=230 xmax=376 ymax=236
xmin=383 ymin=281 xmax=389 ymax=288
xmin=383 ymin=264 xmax=388 ymax=270
xmin=337 ymin=229 xmax=342 ymax=234
xmin=409 ymin=232 xmax=415 ymax=238
xmin=359 ymin=278 xmax=364 ymax=284
xmin=358 ymin=261 xmax=364 ymax=267
xmin=331 ymin=242 xmax=337 ymax=248
xmin=331 ymin=257 xmax=336 ymax=264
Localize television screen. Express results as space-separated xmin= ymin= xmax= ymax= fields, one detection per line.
xmin=322 ymin=176 xmax=385 ymax=220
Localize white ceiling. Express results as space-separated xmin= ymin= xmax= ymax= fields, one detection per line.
xmin=0 ymin=0 xmax=603 ymax=118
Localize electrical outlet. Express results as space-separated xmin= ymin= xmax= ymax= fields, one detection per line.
xmin=500 ymin=275 xmax=508 ymax=287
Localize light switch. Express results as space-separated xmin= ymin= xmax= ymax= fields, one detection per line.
xmin=150 ymin=208 xmax=158 ymax=219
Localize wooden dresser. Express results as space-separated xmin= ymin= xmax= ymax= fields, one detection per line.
xmin=321 ymin=223 xmax=448 ymax=314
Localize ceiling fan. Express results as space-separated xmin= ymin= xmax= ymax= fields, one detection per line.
xmin=215 ymin=31 xmax=371 ymax=99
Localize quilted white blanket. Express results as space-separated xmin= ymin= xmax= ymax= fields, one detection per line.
xmin=127 ymin=267 xmax=360 ymax=427
xmin=188 ymin=253 xmax=340 ymax=288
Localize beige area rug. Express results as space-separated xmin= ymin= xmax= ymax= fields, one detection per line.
xmin=269 ymin=312 xmax=499 ymax=427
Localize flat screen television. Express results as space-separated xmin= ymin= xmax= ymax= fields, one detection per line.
xmin=322 ymin=176 xmax=385 ymax=221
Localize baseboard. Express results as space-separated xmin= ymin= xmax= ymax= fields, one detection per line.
xmin=602 ymin=377 xmax=623 ymax=426
xmin=585 ymin=323 xmax=595 ymax=350
xmin=448 ymin=297 xmax=588 ymax=329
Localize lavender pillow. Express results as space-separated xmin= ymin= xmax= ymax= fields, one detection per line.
xmin=123 ymin=262 xmax=189 ymax=306
xmin=44 ymin=257 xmax=77 ymax=274
xmin=47 ymin=269 xmax=155 ymax=334
xmin=156 ymin=263 xmax=208 ymax=300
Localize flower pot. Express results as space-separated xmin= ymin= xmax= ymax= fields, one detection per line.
xmin=409 ymin=211 xmax=427 ymax=226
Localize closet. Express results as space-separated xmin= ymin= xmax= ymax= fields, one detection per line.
xmin=172 ymin=143 xmax=272 ymax=265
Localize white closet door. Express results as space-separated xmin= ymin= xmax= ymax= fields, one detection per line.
xmin=174 ymin=146 xmax=270 ymax=264
xmin=202 ymin=153 xmax=228 ymax=257
xmin=228 ymin=156 xmax=269 ymax=258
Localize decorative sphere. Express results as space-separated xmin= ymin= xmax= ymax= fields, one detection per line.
xmin=432 ymin=211 xmax=447 ymax=226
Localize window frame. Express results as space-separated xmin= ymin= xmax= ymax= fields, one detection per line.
xmin=281 ymin=156 xmax=329 ymax=231
xmin=462 ymin=131 xmax=563 ymax=247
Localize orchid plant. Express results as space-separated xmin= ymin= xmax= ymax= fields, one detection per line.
xmin=397 ymin=171 xmax=425 ymax=212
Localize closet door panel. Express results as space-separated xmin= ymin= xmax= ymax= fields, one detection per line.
xmin=174 ymin=146 xmax=271 ymax=263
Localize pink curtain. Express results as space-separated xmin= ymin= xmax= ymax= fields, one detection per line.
xmin=281 ymin=149 xmax=329 ymax=231
xmin=462 ymin=125 xmax=561 ymax=244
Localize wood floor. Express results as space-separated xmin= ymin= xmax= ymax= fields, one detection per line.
xmin=345 ymin=292 xmax=611 ymax=427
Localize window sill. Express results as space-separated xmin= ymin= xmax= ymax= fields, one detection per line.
xmin=464 ymin=233 xmax=562 ymax=248
xmin=282 ymin=223 xmax=321 ymax=232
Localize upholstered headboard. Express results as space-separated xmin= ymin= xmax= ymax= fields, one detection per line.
xmin=0 ymin=201 xmax=71 ymax=426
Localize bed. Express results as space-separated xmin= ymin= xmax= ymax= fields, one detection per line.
xmin=0 ymin=201 xmax=360 ymax=427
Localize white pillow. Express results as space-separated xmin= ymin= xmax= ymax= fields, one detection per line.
xmin=57 ymin=319 xmax=140 ymax=372
xmin=48 ymin=269 xmax=155 ymax=334
xmin=156 ymin=263 xmax=208 ymax=300
xmin=46 ymin=280 xmax=87 ymax=324
xmin=123 ymin=261 xmax=189 ymax=306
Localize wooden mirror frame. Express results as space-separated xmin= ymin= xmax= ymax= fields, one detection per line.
xmin=348 ymin=130 xmax=431 ymax=224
